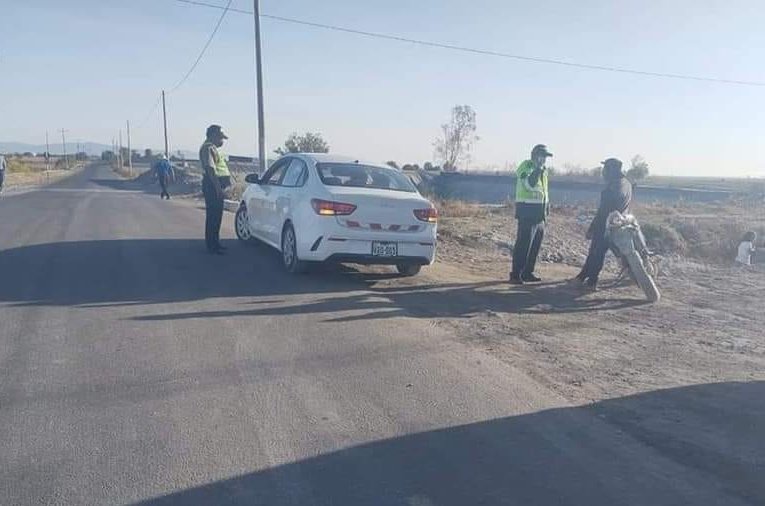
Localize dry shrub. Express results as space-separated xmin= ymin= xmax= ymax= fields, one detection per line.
xmin=7 ymin=158 xmax=32 ymax=173
xmin=433 ymin=198 xmax=487 ymax=218
xmin=641 ymin=222 xmax=687 ymax=255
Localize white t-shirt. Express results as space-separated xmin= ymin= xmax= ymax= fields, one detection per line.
xmin=736 ymin=241 xmax=754 ymax=265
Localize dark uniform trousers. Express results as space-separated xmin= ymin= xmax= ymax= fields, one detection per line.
xmin=202 ymin=175 xmax=224 ymax=251
xmin=512 ymin=218 xmax=545 ymax=278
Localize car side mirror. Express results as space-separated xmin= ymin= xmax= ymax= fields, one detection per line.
xmin=245 ymin=173 xmax=260 ymax=184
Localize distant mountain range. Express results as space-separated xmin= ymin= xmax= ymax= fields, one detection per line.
xmin=0 ymin=141 xmax=113 ymax=156
xmin=0 ymin=141 xmax=197 ymax=159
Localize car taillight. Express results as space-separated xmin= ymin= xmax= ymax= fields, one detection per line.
xmin=311 ymin=199 xmax=357 ymax=216
xmin=414 ymin=207 xmax=438 ymax=223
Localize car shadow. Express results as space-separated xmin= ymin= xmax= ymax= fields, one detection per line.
xmin=0 ymin=238 xmax=649 ymax=317
xmin=131 ymin=381 xmax=764 ymax=505
xmin=0 ymin=239 xmax=376 ymax=307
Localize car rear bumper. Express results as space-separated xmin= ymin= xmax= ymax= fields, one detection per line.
xmin=324 ymin=254 xmax=431 ymax=266
xmin=298 ymin=234 xmax=436 ymax=265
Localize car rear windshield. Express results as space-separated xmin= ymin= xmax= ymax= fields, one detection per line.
xmin=316 ymin=163 xmax=417 ymax=193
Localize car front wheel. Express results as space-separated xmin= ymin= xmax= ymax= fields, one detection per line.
xmin=235 ymin=205 xmax=253 ymax=242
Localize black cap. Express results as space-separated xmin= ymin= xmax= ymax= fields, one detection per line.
xmin=601 ymin=158 xmax=623 ymax=170
xmin=206 ymin=124 xmax=228 ymax=140
xmin=531 ymin=144 xmax=553 ymax=158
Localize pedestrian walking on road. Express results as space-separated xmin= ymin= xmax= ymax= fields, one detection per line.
xmin=199 ymin=124 xmax=232 ymax=255
xmin=154 ymin=154 xmax=174 ymax=200
xmin=575 ymin=158 xmax=633 ymax=289
xmin=0 ymin=153 xmax=6 ymax=194
xmin=510 ymin=144 xmax=552 ymax=285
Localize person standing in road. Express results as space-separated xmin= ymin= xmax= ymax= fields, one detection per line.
xmin=510 ymin=144 xmax=552 ymax=285
xmin=199 ymin=125 xmax=232 ymax=255
xmin=154 ymin=154 xmax=174 ymax=200
xmin=575 ymin=158 xmax=633 ymax=289
xmin=0 ymin=153 xmax=6 ymax=193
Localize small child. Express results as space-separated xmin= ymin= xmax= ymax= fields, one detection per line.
xmin=735 ymin=231 xmax=757 ymax=266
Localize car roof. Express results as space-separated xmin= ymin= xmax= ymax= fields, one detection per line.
xmin=293 ymin=153 xmax=380 ymax=166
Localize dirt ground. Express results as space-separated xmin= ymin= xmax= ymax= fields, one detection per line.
xmin=374 ymin=203 xmax=765 ymax=405
xmin=131 ymin=167 xmax=765 ymax=406
xmin=3 ymin=168 xmax=75 ymax=189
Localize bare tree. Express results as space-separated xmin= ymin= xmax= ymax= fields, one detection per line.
xmin=275 ymin=132 xmax=329 ymax=155
xmin=434 ymin=105 xmax=478 ymax=172
xmin=627 ymin=155 xmax=650 ymax=181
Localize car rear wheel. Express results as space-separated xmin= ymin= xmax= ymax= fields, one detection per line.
xmin=396 ymin=263 xmax=421 ymax=277
xmin=281 ymin=223 xmax=308 ymax=274
xmin=235 ymin=204 xmax=253 ymax=242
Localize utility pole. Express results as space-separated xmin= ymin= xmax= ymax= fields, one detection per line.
xmin=60 ymin=129 xmax=69 ymax=169
xmin=119 ymin=130 xmax=123 ymax=170
xmin=45 ymin=131 xmax=50 ymax=172
xmin=126 ymin=120 xmax=133 ymax=175
xmin=253 ymin=0 xmax=266 ymax=172
xmin=161 ymin=90 xmax=169 ymax=158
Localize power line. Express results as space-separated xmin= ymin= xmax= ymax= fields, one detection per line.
xmin=169 ymin=0 xmax=234 ymax=93
xmin=127 ymin=0 xmax=231 ymax=138
xmin=134 ymin=94 xmax=162 ymax=129
xmin=174 ymin=0 xmax=765 ymax=87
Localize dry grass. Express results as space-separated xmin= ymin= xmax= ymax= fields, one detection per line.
xmin=113 ymin=164 xmax=135 ymax=179
xmin=6 ymin=158 xmax=33 ymax=173
xmin=432 ymin=195 xmax=763 ymax=266
xmin=636 ymin=200 xmax=764 ymax=262
xmin=432 ymin=198 xmax=489 ymax=218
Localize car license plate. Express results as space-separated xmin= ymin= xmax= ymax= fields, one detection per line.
xmin=372 ymin=241 xmax=398 ymax=257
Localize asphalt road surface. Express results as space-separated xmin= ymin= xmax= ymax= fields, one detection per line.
xmin=0 ymin=163 xmax=759 ymax=505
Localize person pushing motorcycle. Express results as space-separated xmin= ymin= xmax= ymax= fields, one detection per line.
xmin=575 ymin=158 xmax=633 ymax=289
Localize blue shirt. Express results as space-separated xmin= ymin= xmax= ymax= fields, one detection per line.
xmin=155 ymin=159 xmax=172 ymax=176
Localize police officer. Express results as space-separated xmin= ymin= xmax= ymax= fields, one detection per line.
xmin=199 ymin=125 xmax=232 ymax=254
xmin=510 ymin=144 xmax=552 ymax=285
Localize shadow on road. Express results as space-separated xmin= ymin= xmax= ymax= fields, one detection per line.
xmin=133 ymin=381 xmax=764 ymax=505
xmin=0 ymin=239 xmax=371 ymax=307
xmin=0 ymin=239 xmax=648 ymax=317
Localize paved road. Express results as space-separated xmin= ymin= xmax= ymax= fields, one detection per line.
xmin=0 ymin=163 xmax=758 ymax=505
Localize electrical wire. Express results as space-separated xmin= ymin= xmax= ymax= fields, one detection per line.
xmin=169 ymin=0 xmax=234 ymax=93
xmin=128 ymin=0 xmax=231 ymax=134
xmin=174 ymin=0 xmax=765 ymax=87
xmin=134 ymin=94 xmax=162 ymax=129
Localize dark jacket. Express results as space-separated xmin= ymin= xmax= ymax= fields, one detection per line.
xmin=589 ymin=176 xmax=632 ymax=237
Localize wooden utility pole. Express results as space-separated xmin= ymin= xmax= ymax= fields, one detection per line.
xmin=126 ymin=120 xmax=133 ymax=175
xmin=253 ymin=0 xmax=266 ymax=172
xmin=45 ymin=131 xmax=50 ymax=172
xmin=44 ymin=131 xmax=50 ymax=182
xmin=60 ymin=129 xmax=69 ymax=169
xmin=162 ymin=90 xmax=169 ymax=158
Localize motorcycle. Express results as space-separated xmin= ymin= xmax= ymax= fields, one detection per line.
xmin=606 ymin=211 xmax=661 ymax=302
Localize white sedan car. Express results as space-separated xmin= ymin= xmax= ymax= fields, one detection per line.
xmin=235 ymin=154 xmax=438 ymax=275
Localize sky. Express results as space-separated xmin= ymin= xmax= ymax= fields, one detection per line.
xmin=2 ymin=0 xmax=765 ymax=176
